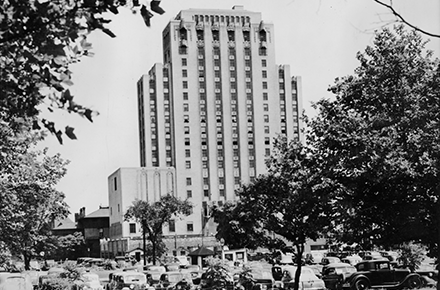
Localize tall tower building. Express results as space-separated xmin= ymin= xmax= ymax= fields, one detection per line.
xmin=136 ymin=6 xmax=303 ymax=239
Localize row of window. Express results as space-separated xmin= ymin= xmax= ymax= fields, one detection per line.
xmin=129 ymin=221 xmax=194 ymax=234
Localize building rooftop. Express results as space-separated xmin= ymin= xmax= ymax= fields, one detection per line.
xmin=85 ymin=206 xmax=109 ymax=218
xmin=53 ymin=217 xmax=76 ymax=230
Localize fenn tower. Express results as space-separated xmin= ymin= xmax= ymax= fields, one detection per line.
xmin=137 ymin=5 xmax=303 ymax=238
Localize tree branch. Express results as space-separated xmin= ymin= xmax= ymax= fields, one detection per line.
xmin=373 ymin=0 xmax=440 ymax=38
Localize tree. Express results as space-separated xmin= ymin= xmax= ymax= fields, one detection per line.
xmin=373 ymin=0 xmax=440 ymax=38
xmin=306 ymin=25 xmax=440 ymax=257
xmin=124 ymin=194 xmax=192 ymax=265
xmin=397 ymin=242 xmax=426 ymax=272
xmin=0 ymin=0 xmax=164 ymax=147
xmin=213 ymin=136 xmax=336 ymax=290
xmin=51 ymin=232 xmax=86 ymax=261
xmin=0 ymin=147 xmax=70 ymax=269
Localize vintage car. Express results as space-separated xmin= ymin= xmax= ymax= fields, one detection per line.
xmin=107 ymin=271 xmax=150 ymax=290
xmin=0 ymin=272 xmax=33 ymax=290
xmin=341 ymin=260 xmax=422 ymax=290
xmin=341 ymin=256 xmax=362 ymax=267
xmin=79 ymin=272 xmax=104 ymax=290
xmin=157 ymin=271 xmax=194 ymax=290
xmin=143 ymin=265 xmax=166 ymax=287
xmin=281 ymin=265 xmax=326 ymax=290
xmin=321 ymin=257 xmax=341 ymax=266
xmin=321 ymin=263 xmax=357 ymax=290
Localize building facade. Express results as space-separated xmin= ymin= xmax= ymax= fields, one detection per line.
xmin=109 ymin=5 xmax=303 ymax=254
xmin=137 ymin=5 xmax=303 ymax=236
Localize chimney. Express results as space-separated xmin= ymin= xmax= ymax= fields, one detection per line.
xmin=232 ymin=5 xmax=244 ymax=10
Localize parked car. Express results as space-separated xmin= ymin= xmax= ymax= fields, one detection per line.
xmin=38 ymin=267 xmax=66 ymax=287
xmin=321 ymin=263 xmax=357 ymax=290
xmin=144 ymin=265 xmax=166 ymax=287
xmin=247 ymin=267 xmax=275 ymax=290
xmin=321 ymin=257 xmax=341 ymax=266
xmin=180 ymin=265 xmax=203 ymax=285
xmin=0 ymin=272 xmax=33 ymax=290
xmin=281 ymin=265 xmax=326 ymax=290
xmin=340 ymin=256 xmax=362 ymax=267
xmin=107 ymin=271 xmax=149 ymax=290
xmin=79 ymin=272 xmax=104 ymax=290
xmin=157 ymin=271 xmax=194 ymax=290
xmin=342 ymin=260 xmax=422 ymax=290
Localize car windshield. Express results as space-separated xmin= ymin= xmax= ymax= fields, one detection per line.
xmin=167 ymin=274 xmax=187 ymax=283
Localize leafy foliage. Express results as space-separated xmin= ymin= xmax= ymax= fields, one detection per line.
xmin=124 ymin=194 xmax=192 ymax=265
xmin=51 ymin=232 xmax=86 ymax=260
xmin=397 ymin=242 xmax=426 ymax=271
xmin=0 ymin=0 xmax=163 ymax=144
xmin=202 ymin=257 xmax=235 ymax=290
xmin=213 ymin=136 xmax=335 ymax=290
xmin=0 ymin=147 xmax=70 ymax=269
xmin=306 ymin=25 xmax=440 ymax=252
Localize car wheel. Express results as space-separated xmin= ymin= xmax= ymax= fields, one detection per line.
xmin=354 ymin=279 xmax=369 ymax=290
xmin=407 ymin=276 xmax=422 ymax=289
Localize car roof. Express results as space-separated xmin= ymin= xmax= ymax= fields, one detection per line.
xmin=114 ymin=271 xmax=145 ymax=276
xmin=324 ymin=263 xmax=355 ymax=268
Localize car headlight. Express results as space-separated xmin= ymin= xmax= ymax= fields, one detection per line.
xmin=130 ymin=284 xmax=135 ymax=289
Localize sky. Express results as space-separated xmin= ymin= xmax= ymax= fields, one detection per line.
xmin=38 ymin=0 xmax=440 ymax=219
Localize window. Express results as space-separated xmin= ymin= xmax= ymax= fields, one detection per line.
xmin=179 ymin=46 xmax=187 ymax=54
xmin=263 ymin=92 xmax=268 ymax=100
xmin=185 ymin=149 xmax=191 ymax=157
xmin=183 ymin=92 xmax=188 ymax=100
xmin=262 ymin=82 xmax=268 ymax=89
xmin=184 ymin=126 xmax=190 ymax=134
xmin=264 ymin=115 xmax=269 ymax=123
xmin=187 ymin=190 xmax=192 ymax=198
xmin=265 ymin=148 xmax=271 ymax=156
xmin=169 ymin=220 xmax=175 ymax=232
xmin=264 ymin=127 xmax=270 ymax=134
xmin=129 ymin=223 xmax=136 ymax=234
xmin=183 ymin=104 xmax=189 ymax=112
xmin=182 ymin=58 xmax=187 ymax=66
xmin=184 ymin=115 xmax=189 ymax=123
xmin=183 ymin=81 xmax=188 ymax=89
xmin=204 ymin=190 xmax=209 ymax=197
xmin=113 ymin=177 xmax=117 ymax=190
xmin=182 ymin=69 xmax=187 ymax=77
xmin=187 ymin=223 xmax=194 ymax=232
xmin=185 ymin=138 xmax=190 ymax=146
xmin=262 ymin=70 xmax=267 ymax=78
xmin=262 ymin=59 xmax=267 ymax=67
xmin=263 ymin=104 xmax=269 ymax=111
xmin=185 ymin=161 xmax=191 ymax=169
xmin=186 ymin=177 xmax=192 ymax=186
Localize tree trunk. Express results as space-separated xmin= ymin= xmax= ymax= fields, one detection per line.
xmin=437 ymin=193 xmax=440 ymax=290
xmin=23 ymin=251 xmax=31 ymax=271
xmin=152 ymin=241 xmax=157 ymax=265
xmin=294 ymin=244 xmax=305 ymax=290
xmin=143 ymin=226 xmax=147 ymax=266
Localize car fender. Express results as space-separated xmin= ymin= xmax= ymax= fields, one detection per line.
xmin=398 ymin=273 xmax=422 ymax=287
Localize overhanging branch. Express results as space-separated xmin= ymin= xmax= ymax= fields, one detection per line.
xmin=373 ymin=0 xmax=440 ymax=38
